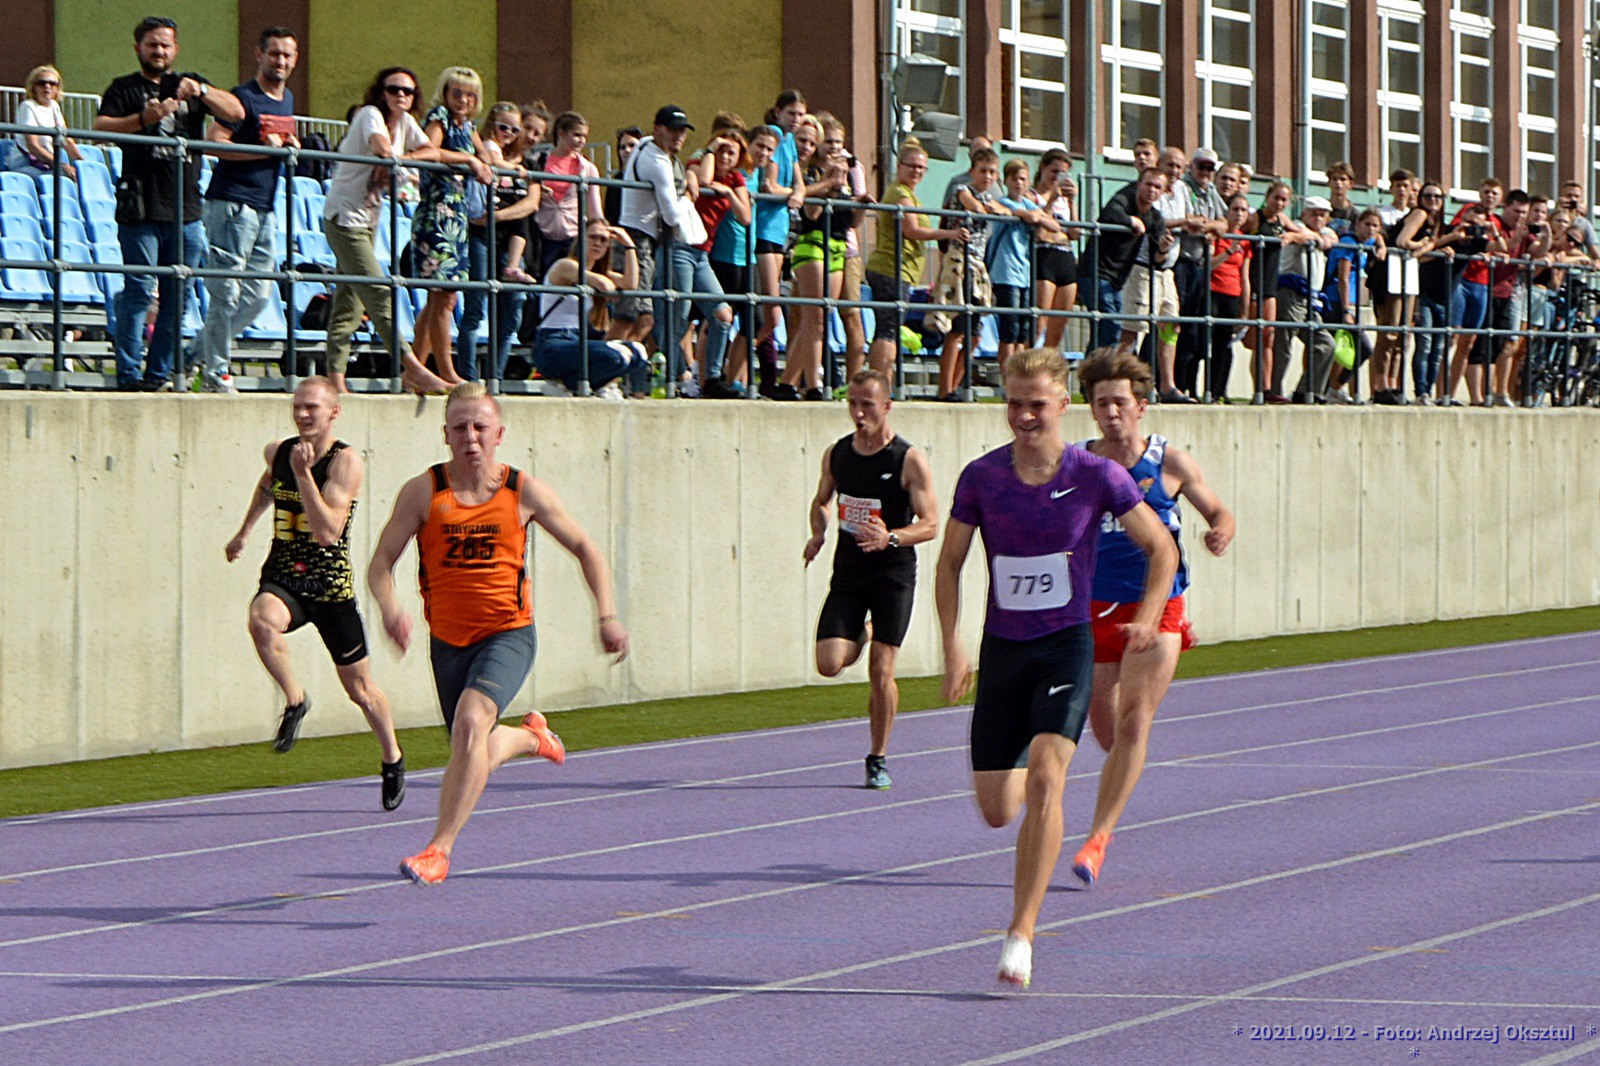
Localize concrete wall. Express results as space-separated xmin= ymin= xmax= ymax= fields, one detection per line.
xmin=2 ymin=395 xmax=1597 ymax=769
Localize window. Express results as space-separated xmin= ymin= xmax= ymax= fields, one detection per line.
xmin=1307 ymin=0 xmax=1350 ymax=180
xmin=1199 ymin=0 xmax=1255 ymax=165
xmin=1451 ymin=4 xmax=1494 ymax=197
xmin=1101 ymin=0 xmax=1164 ymax=157
xmin=1001 ymin=0 xmax=1068 ymax=146
xmin=896 ymin=0 xmax=964 ymax=125
xmin=1378 ymin=2 xmax=1425 ymax=181
xmin=1521 ymin=31 xmax=1559 ymax=196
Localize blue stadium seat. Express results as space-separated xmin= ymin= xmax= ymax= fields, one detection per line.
xmin=240 ymin=284 xmax=289 ymax=340
xmin=0 ymin=237 xmax=51 ymax=300
xmin=0 ymin=214 xmax=45 ymax=243
xmin=295 ymin=194 xmax=326 ymax=234
xmin=76 ymin=145 xmax=104 ymax=169
xmin=91 ymin=240 xmax=125 ymax=324
xmin=54 ymin=241 xmax=105 ymax=305
xmin=294 ymin=229 xmax=336 ymax=268
xmin=82 ymin=198 xmax=117 ymax=243
xmin=75 ymin=159 xmax=116 ymax=215
xmin=33 ymin=178 xmax=85 ymax=223
xmin=101 ymin=145 xmax=122 ymax=179
xmin=0 ymin=171 xmax=39 ymax=201
xmin=291 ymin=175 xmax=323 ymax=203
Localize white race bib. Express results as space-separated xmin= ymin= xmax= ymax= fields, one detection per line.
xmin=992 ymin=553 xmax=1071 ymax=611
xmin=838 ymin=493 xmax=882 ymax=536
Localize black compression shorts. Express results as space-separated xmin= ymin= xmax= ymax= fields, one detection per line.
xmin=969 ymin=624 xmax=1094 ymax=771
xmin=816 ymin=569 xmax=917 ymax=648
xmin=257 ymin=583 xmax=369 ymax=667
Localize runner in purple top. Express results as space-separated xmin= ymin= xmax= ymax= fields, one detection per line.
xmin=935 ymin=347 xmax=1177 ymax=991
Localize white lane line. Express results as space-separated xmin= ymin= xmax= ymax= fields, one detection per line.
xmin=379 ymin=796 xmax=1600 ymax=1065
xmin=1170 ymin=761 xmax=1600 ymax=776
xmin=1522 ymin=1037 xmax=1600 ymax=1064
xmin=0 ymin=970 xmax=1594 ymax=1014
xmin=9 ymin=669 xmax=1594 ymax=884
xmin=6 ymin=738 xmax=1596 ymax=1039
xmin=961 ymin=891 xmax=1600 ymax=1064
xmin=8 ymin=628 xmax=1593 ymax=826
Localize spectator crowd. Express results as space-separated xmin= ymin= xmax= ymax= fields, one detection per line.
xmin=6 ymin=14 xmax=1599 ymax=407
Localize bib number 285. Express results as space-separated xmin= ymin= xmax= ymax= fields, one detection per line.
xmin=992 ymin=553 xmax=1071 ymax=611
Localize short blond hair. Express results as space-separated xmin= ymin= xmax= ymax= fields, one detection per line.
xmin=1003 ymin=348 xmax=1071 ymax=390
xmin=26 ymin=65 xmax=62 ymax=95
xmin=444 ymin=381 xmax=501 ymax=420
xmin=430 ymin=67 xmax=484 ymax=118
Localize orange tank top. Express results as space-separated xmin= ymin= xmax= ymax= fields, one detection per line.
xmin=416 ymin=463 xmax=533 ymax=646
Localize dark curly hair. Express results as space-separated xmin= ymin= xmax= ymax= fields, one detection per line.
xmin=361 ymin=66 xmax=420 ymax=117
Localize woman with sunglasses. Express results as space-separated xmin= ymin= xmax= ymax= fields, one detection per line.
xmin=455 ymin=101 xmax=542 ymax=381
xmin=408 ymin=67 xmax=496 ymax=390
xmin=323 ymin=66 xmax=473 ymax=394
xmin=535 ymin=221 xmax=650 ymax=397
xmin=9 ymin=66 xmax=84 ymax=179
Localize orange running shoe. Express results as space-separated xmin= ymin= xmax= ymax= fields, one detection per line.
xmin=400 ymin=845 xmax=449 ymax=886
xmin=519 ymin=711 xmax=566 ymax=766
xmin=1071 ymin=832 xmax=1112 ymax=888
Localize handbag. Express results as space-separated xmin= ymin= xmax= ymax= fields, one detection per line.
xmin=114 ymin=174 xmax=147 ymax=225
xmin=674 ymin=193 xmax=707 ymax=246
xmin=1332 ymin=329 xmax=1356 ymax=370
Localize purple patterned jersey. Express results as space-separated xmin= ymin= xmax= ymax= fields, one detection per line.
xmin=950 ymin=443 xmax=1143 ymax=640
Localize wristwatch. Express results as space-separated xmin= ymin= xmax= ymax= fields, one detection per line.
xmin=198 ymin=82 xmax=209 ymax=98
xmin=887 ymin=531 xmax=901 ymax=549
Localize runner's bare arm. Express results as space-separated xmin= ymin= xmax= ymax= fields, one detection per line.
xmin=522 ymin=476 xmax=630 ymax=662
xmin=293 ymin=446 xmax=363 ymax=547
xmin=366 ymin=474 xmax=432 ymax=654
xmin=857 ymin=445 xmax=941 ymax=552
xmin=803 ymin=444 xmax=837 ymax=566
xmin=1116 ymin=502 xmax=1179 ymax=654
xmin=1165 ymin=448 xmax=1234 ymax=556
xmin=935 ymin=516 xmax=977 ymax=702
xmin=225 ymin=442 xmax=279 ymax=562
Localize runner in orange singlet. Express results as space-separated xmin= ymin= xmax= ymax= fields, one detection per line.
xmin=368 ymin=382 xmax=630 ymax=886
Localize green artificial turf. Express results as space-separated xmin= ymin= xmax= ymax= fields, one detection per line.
xmin=2 ymin=605 xmax=1596 ymax=818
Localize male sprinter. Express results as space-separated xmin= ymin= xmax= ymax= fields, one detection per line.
xmin=369 ymin=382 xmax=629 ymax=885
xmin=803 ymin=369 xmax=939 ymax=788
xmin=225 ymin=376 xmax=406 ymax=809
xmin=1070 ymin=348 xmax=1234 ymax=885
xmin=936 ymin=348 xmax=1176 ymax=989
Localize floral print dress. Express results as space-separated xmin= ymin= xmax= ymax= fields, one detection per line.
xmin=410 ymin=104 xmax=474 ymax=282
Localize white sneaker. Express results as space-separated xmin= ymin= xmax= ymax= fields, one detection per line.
xmin=202 ymin=374 xmax=238 ymax=394
xmin=997 ymin=934 xmax=1032 ymax=990
xmin=595 ymin=381 xmax=624 ymax=401
xmin=1494 ymin=394 xmax=1516 ymax=408
xmin=1322 ymin=387 xmax=1353 ymax=405
xmin=540 ymin=380 xmax=573 ymax=397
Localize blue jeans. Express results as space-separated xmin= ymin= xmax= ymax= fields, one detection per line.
xmin=657 ymin=243 xmax=730 ymax=378
xmin=192 ymin=199 xmax=275 ymax=386
xmin=114 ymin=219 xmax=206 ymax=386
xmin=1091 ymin=275 xmax=1123 ymax=351
xmin=1412 ymin=295 xmax=1448 ymax=398
xmin=1450 ymin=279 xmax=1488 ymax=330
xmin=534 ymin=328 xmax=649 ymax=393
xmin=454 ymin=230 xmax=526 ymax=381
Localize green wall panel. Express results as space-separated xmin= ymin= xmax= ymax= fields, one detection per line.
xmin=56 ymin=0 xmax=239 ymax=100
xmin=307 ymin=0 xmax=496 ymax=121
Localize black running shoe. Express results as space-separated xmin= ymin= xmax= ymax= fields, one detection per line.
xmin=273 ymin=696 xmax=310 ymax=753
xmin=381 ymin=756 xmax=406 ymax=811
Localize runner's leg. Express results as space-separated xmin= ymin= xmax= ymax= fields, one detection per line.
xmin=248 ymin=592 xmax=304 ymax=706
xmin=1086 ymin=632 xmax=1181 ymax=838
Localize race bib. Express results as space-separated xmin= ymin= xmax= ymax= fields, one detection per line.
xmin=992 ymin=553 xmax=1071 ymax=611
xmin=838 ymin=493 xmax=882 ymax=536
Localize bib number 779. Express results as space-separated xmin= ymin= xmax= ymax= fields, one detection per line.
xmin=992 ymin=553 xmax=1071 ymax=611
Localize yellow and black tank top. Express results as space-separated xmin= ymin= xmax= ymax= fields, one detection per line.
xmin=260 ymin=438 xmax=356 ymax=603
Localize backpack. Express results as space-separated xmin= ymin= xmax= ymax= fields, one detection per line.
xmin=296 ymin=131 xmax=333 ymax=182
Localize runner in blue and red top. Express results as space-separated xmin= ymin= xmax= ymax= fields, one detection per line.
xmin=1069 ymin=348 xmax=1235 ymax=891
xmin=935 ymin=348 xmax=1177 ymax=991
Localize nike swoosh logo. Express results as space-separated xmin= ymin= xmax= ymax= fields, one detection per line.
xmin=1048 ymin=683 xmax=1072 ymax=696
xmin=881 ymin=472 xmax=893 ymax=479
xmin=1051 ymin=488 xmax=1076 ymax=499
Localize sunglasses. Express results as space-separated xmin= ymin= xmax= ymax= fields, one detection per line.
xmin=1195 ymin=161 xmax=1216 ymax=170
xmin=383 ymin=84 xmax=415 ymax=96
xmin=493 ymin=122 xmax=519 ymax=135
xmin=35 ymin=80 xmax=60 ymax=88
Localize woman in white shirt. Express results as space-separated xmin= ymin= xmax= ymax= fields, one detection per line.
xmin=9 ymin=66 xmax=84 ymax=179
xmin=321 ymin=66 xmax=478 ymax=394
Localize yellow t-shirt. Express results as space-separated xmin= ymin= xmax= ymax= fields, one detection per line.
xmin=866 ymin=182 xmax=927 ymax=285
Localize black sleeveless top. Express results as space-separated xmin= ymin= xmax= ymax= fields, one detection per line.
xmin=830 ymin=433 xmax=916 ymax=577
xmin=1252 ymin=208 xmax=1285 ymax=295
xmin=261 ymin=438 xmax=356 ymax=603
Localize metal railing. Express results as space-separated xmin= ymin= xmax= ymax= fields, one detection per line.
xmin=2 ymin=120 xmax=1598 ymax=407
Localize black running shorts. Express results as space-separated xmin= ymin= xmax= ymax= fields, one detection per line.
xmin=257 ymin=583 xmax=369 ymax=667
xmin=969 ymin=624 xmax=1095 ymax=771
xmin=816 ymin=569 xmax=917 ymax=648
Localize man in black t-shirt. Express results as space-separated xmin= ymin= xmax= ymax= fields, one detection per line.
xmin=803 ymin=370 xmax=940 ymax=789
xmin=192 ymin=26 xmax=299 ymax=394
xmin=92 ymin=16 xmax=244 ymax=391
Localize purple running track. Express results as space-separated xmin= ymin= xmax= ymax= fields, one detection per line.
xmin=2 ymin=633 xmax=1599 ymax=1064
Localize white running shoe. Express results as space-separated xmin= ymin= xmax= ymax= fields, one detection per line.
xmin=997 ymin=934 xmax=1032 ymax=990
xmin=595 ymin=380 xmax=625 ymax=401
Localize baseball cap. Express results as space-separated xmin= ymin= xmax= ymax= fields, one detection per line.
xmin=653 ymin=105 xmax=694 ymax=131
xmin=1303 ymin=195 xmax=1331 ymax=212
xmin=1194 ymin=147 xmax=1220 ymax=166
